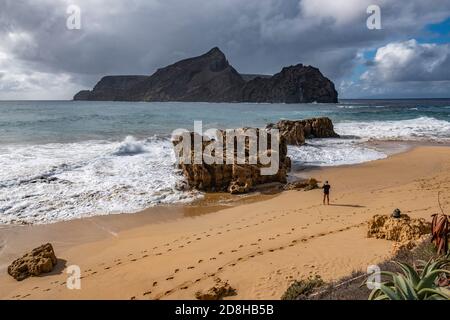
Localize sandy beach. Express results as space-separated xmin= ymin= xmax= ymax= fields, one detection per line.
xmin=1 ymin=145 xmax=449 ymax=300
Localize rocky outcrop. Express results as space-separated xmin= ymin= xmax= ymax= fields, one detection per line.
xmin=241 ymin=65 xmax=338 ymax=103
xmin=195 ymin=278 xmax=237 ymax=300
xmin=8 ymin=243 xmax=57 ymax=281
xmin=284 ymin=178 xmax=319 ymax=191
xmin=74 ymin=47 xmax=338 ymax=103
xmin=172 ymin=129 xmax=291 ymax=194
xmin=267 ymin=117 xmax=339 ymax=145
xmin=74 ymin=76 xmax=148 ymax=101
xmin=367 ymin=214 xmax=431 ymax=253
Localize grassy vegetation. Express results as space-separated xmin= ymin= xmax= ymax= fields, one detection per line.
xmin=368 ymin=254 xmax=449 ymax=300
xmin=281 ymin=275 xmax=324 ymax=300
xmin=282 ymin=237 xmax=449 ymax=300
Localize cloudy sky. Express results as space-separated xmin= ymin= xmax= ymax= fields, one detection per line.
xmin=0 ymin=0 xmax=449 ymax=100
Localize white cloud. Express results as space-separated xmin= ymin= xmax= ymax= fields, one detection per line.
xmin=362 ymin=39 xmax=450 ymax=82
xmin=300 ymin=0 xmax=373 ymax=25
xmin=1 ymin=0 xmax=450 ymax=99
xmin=0 ymin=47 xmax=83 ymax=100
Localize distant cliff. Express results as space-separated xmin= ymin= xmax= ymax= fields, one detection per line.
xmin=74 ymin=47 xmax=338 ymax=103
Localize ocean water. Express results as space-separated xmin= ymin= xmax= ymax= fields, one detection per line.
xmin=1 ymin=99 xmax=450 ymax=224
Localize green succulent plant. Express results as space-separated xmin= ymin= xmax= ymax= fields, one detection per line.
xmin=368 ymin=254 xmax=450 ymax=300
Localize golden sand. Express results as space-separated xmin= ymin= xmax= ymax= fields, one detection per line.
xmin=1 ymin=146 xmax=449 ymax=300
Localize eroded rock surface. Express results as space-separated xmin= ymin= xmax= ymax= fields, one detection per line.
xmin=195 ymin=278 xmax=237 ymax=300
xmin=267 ymin=117 xmax=339 ymax=145
xmin=8 ymin=243 xmax=57 ymax=281
xmin=172 ymin=129 xmax=291 ymax=194
xmin=367 ymin=214 xmax=431 ymax=253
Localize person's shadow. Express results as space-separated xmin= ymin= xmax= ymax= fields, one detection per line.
xmin=329 ymin=204 xmax=365 ymax=208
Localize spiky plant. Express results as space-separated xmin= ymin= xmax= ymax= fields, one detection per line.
xmin=368 ymin=254 xmax=450 ymax=300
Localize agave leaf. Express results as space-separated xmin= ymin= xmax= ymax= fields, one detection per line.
xmin=373 ymin=294 xmax=389 ymax=300
xmin=379 ymin=283 xmax=402 ymax=300
xmin=393 ymin=261 xmax=420 ymax=287
xmin=425 ymin=295 xmax=446 ymax=300
xmin=398 ymin=275 xmax=419 ymax=300
xmin=368 ymin=288 xmax=381 ymax=300
xmin=418 ymin=288 xmax=450 ymax=300
xmin=393 ymin=275 xmax=409 ymax=300
xmin=417 ymin=269 xmax=450 ymax=292
xmin=420 ymin=258 xmax=433 ymax=278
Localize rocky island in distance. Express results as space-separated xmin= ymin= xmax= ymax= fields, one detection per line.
xmin=74 ymin=47 xmax=338 ymax=103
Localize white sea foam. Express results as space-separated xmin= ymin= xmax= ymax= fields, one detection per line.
xmin=0 ymin=136 xmax=201 ymax=224
xmin=335 ymin=117 xmax=450 ymax=141
xmin=288 ymin=138 xmax=386 ymax=167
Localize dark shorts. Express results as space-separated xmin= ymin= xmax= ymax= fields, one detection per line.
xmin=324 ymin=191 xmax=329 ymax=195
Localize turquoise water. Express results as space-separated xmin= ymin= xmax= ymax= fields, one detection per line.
xmin=1 ymin=99 xmax=450 ymax=224
xmin=1 ymin=99 xmax=449 ymax=144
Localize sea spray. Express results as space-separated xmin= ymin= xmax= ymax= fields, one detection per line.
xmin=0 ymin=136 xmax=201 ymax=224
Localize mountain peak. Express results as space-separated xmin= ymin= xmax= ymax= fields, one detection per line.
xmin=205 ymin=47 xmax=224 ymax=56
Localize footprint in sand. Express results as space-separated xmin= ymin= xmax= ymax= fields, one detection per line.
xmin=187 ymin=266 xmax=195 ymax=270
xmin=198 ymin=259 xmax=203 ymax=263
xmin=166 ymin=276 xmax=174 ymax=280
xmin=143 ymin=291 xmax=151 ymax=296
xmin=210 ymin=257 xmax=216 ymax=260
xmin=153 ymin=281 xmax=158 ymax=287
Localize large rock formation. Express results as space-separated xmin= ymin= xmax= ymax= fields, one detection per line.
xmin=8 ymin=243 xmax=57 ymax=281
xmin=367 ymin=214 xmax=431 ymax=253
xmin=267 ymin=117 xmax=339 ymax=145
xmin=74 ymin=47 xmax=338 ymax=103
xmin=74 ymin=76 xmax=148 ymax=101
xmin=172 ymin=129 xmax=291 ymax=194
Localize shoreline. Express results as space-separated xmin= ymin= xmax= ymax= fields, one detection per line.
xmin=1 ymin=145 xmax=450 ymax=299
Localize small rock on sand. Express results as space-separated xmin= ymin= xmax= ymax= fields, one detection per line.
xmin=7 ymin=243 xmax=57 ymax=281
xmin=195 ymin=278 xmax=237 ymax=300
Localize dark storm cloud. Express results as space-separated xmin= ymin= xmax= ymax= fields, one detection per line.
xmin=1 ymin=0 xmax=450 ymax=99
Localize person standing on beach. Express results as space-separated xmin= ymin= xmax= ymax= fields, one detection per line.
xmin=322 ymin=181 xmax=331 ymax=205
